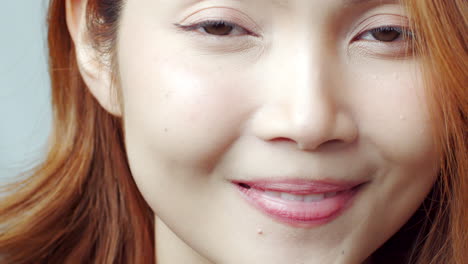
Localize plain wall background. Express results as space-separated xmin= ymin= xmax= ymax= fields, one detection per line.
xmin=0 ymin=1 xmax=52 ymax=182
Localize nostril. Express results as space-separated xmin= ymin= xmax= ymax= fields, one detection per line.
xmin=318 ymin=139 xmax=347 ymax=150
xmin=270 ymin=137 xmax=297 ymax=144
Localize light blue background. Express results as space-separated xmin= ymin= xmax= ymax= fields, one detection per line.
xmin=0 ymin=1 xmax=52 ymax=182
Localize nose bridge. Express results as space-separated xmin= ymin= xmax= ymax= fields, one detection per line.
xmin=289 ymin=40 xmax=334 ymax=130
xmin=252 ymin=35 xmax=356 ymax=151
xmin=285 ymin=37 xmax=340 ymax=147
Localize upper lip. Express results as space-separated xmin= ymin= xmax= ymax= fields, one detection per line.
xmin=231 ymin=178 xmax=367 ymax=195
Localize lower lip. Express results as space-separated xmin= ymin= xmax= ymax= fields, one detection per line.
xmin=234 ymin=184 xmax=361 ymax=228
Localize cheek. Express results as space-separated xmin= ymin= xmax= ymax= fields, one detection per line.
xmin=348 ymin=62 xmax=437 ymax=167
xmin=118 ymin=45 xmax=255 ymax=172
xmin=114 ymin=10 xmax=263 ymax=211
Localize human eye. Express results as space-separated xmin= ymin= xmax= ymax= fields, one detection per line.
xmin=354 ymin=26 xmax=414 ymax=43
xmin=174 ymin=19 xmax=256 ymax=37
xmin=349 ymin=15 xmax=416 ymax=59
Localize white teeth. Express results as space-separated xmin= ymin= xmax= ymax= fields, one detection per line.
xmin=262 ymin=190 xmax=335 ymax=202
xmin=304 ymin=193 xmax=325 ymax=202
xmin=280 ymin=193 xmax=304 ymax=201
xmin=264 ymin=191 xmax=281 ymax=198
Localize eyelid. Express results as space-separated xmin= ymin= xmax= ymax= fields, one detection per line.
xmin=353 ymin=25 xmax=413 ymax=42
xmin=175 ymin=19 xmax=258 ymax=37
xmin=176 ymin=7 xmax=262 ymax=37
xmin=350 ymin=14 xmax=410 ymax=40
xmin=346 ymin=14 xmax=415 ymax=59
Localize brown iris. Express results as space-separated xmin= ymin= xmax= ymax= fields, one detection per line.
xmin=203 ymin=22 xmax=234 ymax=36
xmin=371 ymin=28 xmax=402 ymax=42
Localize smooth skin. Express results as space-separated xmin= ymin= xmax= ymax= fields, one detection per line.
xmin=67 ymin=0 xmax=439 ymax=263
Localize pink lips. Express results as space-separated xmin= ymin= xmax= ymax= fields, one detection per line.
xmin=232 ymin=179 xmax=364 ymax=228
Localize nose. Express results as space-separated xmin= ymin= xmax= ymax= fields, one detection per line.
xmin=251 ymin=44 xmax=358 ymax=151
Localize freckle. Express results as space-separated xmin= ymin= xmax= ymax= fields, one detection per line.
xmin=257 ymin=228 xmax=263 ymax=235
xmin=342 ymin=250 xmax=344 ymax=255
xmin=164 ymin=128 xmax=168 ymax=132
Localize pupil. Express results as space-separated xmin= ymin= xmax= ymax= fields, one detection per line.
xmin=372 ymin=29 xmax=401 ymax=42
xmin=204 ymin=23 xmax=233 ymax=36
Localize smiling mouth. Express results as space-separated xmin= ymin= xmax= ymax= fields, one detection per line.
xmin=237 ymin=182 xmax=349 ymax=202
xmin=232 ymin=179 xmax=366 ymax=227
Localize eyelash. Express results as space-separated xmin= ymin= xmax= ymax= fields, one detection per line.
xmin=354 ymin=26 xmax=414 ymax=42
xmin=175 ymin=20 xmax=414 ymax=44
xmin=175 ymin=20 xmax=256 ymax=37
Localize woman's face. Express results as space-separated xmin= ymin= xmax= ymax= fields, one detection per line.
xmin=115 ymin=0 xmax=439 ymax=263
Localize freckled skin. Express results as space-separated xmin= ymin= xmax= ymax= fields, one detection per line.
xmin=72 ymin=0 xmax=439 ymax=263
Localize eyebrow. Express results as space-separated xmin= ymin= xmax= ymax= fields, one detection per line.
xmin=189 ymin=0 xmax=398 ymax=8
xmin=272 ymin=0 xmax=398 ymax=7
xmin=343 ymin=0 xmax=399 ymax=5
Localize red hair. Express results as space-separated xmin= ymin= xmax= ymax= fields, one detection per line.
xmin=0 ymin=0 xmax=466 ymax=263
xmin=0 ymin=1 xmax=154 ymax=263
